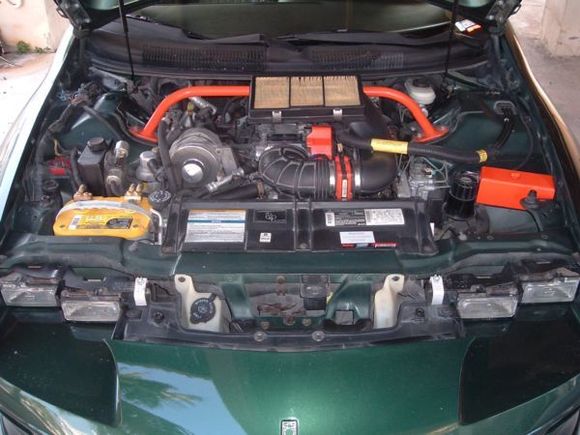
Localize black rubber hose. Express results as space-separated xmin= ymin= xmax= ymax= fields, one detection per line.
xmin=199 ymin=178 xmax=245 ymax=198
xmin=33 ymin=104 xmax=80 ymax=200
xmin=407 ymin=143 xmax=484 ymax=165
xmin=110 ymin=112 xmax=159 ymax=148
xmin=258 ymin=147 xmax=333 ymax=200
xmin=69 ymin=148 xmax=83 ymax=190
xmin=493 ymin=117 xmax=514 ymax=150
xmin=335 ymin=131 xmax=372 ymax=150
xmin=81 ymin=106 xmax=155 ymax=148
xmin=157 ymin=120 xmax=179 ymax=193
xmin=357 ymin=153 xmax=398 ymax=194
xmin=336 ymin=131 xmax=485 ymax=165
xmin=210 ymin=183 xmax=260 ymax=200
xmin=514 ymin=113 xmax=536 ymax=170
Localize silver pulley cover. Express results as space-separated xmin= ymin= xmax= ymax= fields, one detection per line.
xmin=169 ymin=128 xmax=223 ymax=187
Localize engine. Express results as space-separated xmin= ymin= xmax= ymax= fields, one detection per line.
xmin=130 ymin=76 xmax=405 ymax=202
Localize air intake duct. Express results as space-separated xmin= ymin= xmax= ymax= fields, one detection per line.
xmin=258 ymin=148 xmax=332 ymax=199
xmin=258 ymin=147 xmax=396 ymax=200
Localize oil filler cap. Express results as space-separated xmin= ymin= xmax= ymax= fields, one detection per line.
xmin=190 ymin=294 xmax=216 ymax=324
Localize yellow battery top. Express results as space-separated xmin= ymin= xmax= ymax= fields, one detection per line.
xmin=53 ymin=196 xmax=152 ymax=240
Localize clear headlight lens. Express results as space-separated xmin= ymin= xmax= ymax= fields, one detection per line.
xmin=521 ymin=277 xmax=579 ymax=304
xmin=61 ymin=300 xmax=121 ymax=323
xmin=0 ymin=272 xmax=58 ymax=307
xmin=457 ymin=294 xmax=518 ymax=320
xmin=1 ymin=284 xmax=58 ymax=307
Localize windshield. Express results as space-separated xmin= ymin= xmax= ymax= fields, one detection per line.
xmin=135 ymin=0 xmax=449 ymax=39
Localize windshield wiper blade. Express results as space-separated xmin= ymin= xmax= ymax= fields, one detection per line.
xmin=130 ymin=15 xmax=268 ymax=45
xmin=277 ymin=30 xmax=451 ymax=46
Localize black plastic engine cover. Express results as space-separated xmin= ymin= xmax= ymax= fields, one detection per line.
xmin=162 ymin=200 xmax=436 ymax=255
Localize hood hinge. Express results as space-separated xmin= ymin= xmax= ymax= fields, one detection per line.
xmin=487 ymin=0 xmax=521 ymax=34
xmin=53 ymin=0 xmax=92 ymax=36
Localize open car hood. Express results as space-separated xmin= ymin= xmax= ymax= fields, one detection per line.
xmin=55 ymin=0 xmax=522 ymax=34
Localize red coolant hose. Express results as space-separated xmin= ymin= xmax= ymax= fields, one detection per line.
xmin=132 ymin=85 xmax=447 ymax=142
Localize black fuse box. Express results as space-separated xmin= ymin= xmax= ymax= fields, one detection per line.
xmin=77 ymin=137 xmax=109 ymax=195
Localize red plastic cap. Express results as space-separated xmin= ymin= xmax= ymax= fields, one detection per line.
xmin=476 ymin=166 xmax=555 ymax=210
xmin=307 ymin=125 xmax=334 ymax=158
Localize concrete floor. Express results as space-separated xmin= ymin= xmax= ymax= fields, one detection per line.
xmin=1 ymin=3 xmax=579 ymax=143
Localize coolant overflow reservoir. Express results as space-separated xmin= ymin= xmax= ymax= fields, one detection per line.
xmin=373 ymin=274 xmax=405 ymax=329
xmin=174 ymin=274 xmax=225 ymax=332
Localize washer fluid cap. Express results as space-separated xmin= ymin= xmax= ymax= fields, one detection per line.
xmin=404 ymin=78 xmax=436 ymax=106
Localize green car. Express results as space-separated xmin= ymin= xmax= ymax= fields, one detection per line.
xmin=0 ymin=0 xmax=579 ymax=433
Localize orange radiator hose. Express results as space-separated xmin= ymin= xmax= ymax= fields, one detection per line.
xmin=132 ymin=85 xmax=250 ymax=142
xmin=363 ymin=86 xmax=447 ymax=142
xmin=132 ymin=85 xmax=447 ymax=142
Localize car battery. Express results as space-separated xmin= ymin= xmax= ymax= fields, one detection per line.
xmin=53 ymin=197 xmax=151 ymax=240
xmin=162 ymin=200 xmax=436 ymax=255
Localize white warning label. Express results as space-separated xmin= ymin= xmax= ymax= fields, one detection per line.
xmin=339 ymin=231 xmax=375 ymax=245
xmin=324 ymin=208 xmax=405 ymax=227
xmin=325 ymin=212 xmax=336 ymax=227
xmin=364 ymin=209 xmax=405 ymax=226
xmin=186 ymin=210 xmax=246 ymax=243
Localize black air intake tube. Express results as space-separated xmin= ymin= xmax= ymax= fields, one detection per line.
xmin=258 ymin=147 xmax=332 ymax=199
xmin=356 ymin=152 xmax=398 ymax=195
xmin=258 ymin=147 xmax=397 ymax=199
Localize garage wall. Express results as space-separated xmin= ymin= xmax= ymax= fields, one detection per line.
xmin=542 ymin=0 xmax=580 ymax=56
xmin=0 ymin=0 xmax=69 ymax=51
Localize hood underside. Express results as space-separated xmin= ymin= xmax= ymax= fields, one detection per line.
xmin=55 ymin=0 xmax=522 ymax=34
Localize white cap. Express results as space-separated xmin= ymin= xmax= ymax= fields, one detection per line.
xmin=404 ymin=78 xmax=436 ymax=106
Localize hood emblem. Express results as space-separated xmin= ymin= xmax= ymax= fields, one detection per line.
xmin=281 ymin=419 xmax=298 ymax=435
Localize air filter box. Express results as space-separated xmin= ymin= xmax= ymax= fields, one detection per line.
xmin=249 ymin=76 xmax=365 ymax=123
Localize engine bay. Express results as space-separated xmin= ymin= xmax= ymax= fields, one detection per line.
xmin=14 ymin=71 xmax=563 ymax=252
xmin=1 ymin=54 xmax=578 ymax=341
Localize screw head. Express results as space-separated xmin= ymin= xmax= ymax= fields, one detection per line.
xmin=254 ymin=330 xmax=267 ymax=342
xmin=152 ymin=311 xmax=165 ymax=323
xmin=311 ymin=330 xmax=325 ymax=342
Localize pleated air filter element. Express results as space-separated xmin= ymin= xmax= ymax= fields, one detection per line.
xmin=249 ymin=76 xmax=365 ymax=123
